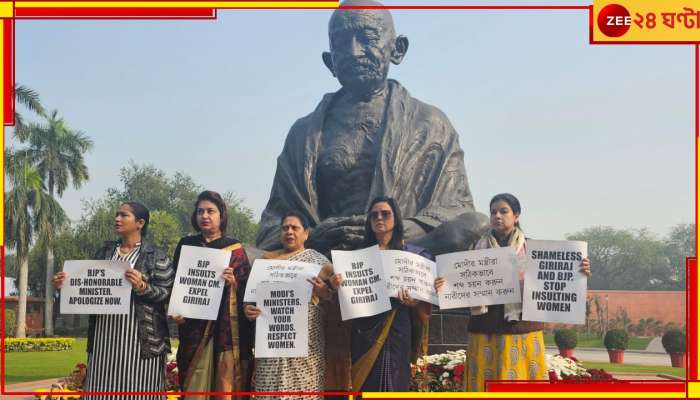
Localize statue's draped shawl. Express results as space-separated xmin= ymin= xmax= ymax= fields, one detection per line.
xmin=256 ymin=79 xmax=475 ymax=250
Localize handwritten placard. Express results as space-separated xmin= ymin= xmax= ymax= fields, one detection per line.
xmin=436 ymin=247 xmax=521 ymax=310
xmin=381 ymin=250 xmax=438 ymax=305
xmin=243 ymin=259 xmax=321 ymax=303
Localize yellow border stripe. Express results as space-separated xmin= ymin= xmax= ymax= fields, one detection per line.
xmin=361 ymin=392 xmax=686 ymax=399
xmin=689 ymin=382 xmax=700 ymax=398
xmin=0 ymin=2 xmax=12 ymax=17
xmin=16 ymin=1 xmax=338 ymax=8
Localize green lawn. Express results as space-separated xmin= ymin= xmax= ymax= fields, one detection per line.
xmin=580 ymin=361 xmax=686 ymax=378
xmin=544 ymin=333 xmax=653 ymax=350
xmin=6 ymin=338 xmax=88 ymax=385
xmin=6 ymin=338 xmax=181 ymax=385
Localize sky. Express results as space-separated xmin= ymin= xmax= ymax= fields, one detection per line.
xmin=11 ymin=4 xmax=695 ymax=242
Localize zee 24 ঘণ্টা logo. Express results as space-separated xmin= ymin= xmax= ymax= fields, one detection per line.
xmin=595 ymin=1 xmax=700 ymax=41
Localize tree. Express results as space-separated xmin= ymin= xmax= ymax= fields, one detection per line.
xmin=73 ymin=196 xmax=122 ymax=260
xmin=119 ymin=163 xmax=172 ymax=212
xmin=113 ymin=162 xmax=258 ymax=242
xmin=4 ymin=150 xmax=61 ymax=337
xmin=611 ymin=307 xmax=632 ymax=331
xmin=567 ymin=226 xmax=683 ymax=290
xmin=149 ymin=210 xmax=181 ymax=255
xmin=165 ymin=172 xmax=200 ymax=234
xmin=14 ymin=84 xmax=45 ymax=141
xmin=16 ymin=109 xmax=93 ymax=336
xmin=664 ymin=223 xmax=695 ymax=289
xmin=65 ymin=163 xmax=259 ymax=271
xmin=222 ymin=192 xmax=258 ymax=244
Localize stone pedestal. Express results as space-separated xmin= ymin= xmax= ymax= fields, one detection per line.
xmin=428 ymin=307 xmax=470 ymax=354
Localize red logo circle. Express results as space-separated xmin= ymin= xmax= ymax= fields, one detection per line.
xmin=597 ymin=4 xmax=631 ymax=37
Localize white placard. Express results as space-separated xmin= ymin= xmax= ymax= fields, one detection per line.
xmin=522 ymin=240 xmax=588 ymax=324
xmin=436 ymin=247 xmax=521 ymax=310
xmin=60 ymin=260 xmax=132 ymax=314
xmin=381 ymin=250 xmax=438 ymax=305
xmin=331 ymin=245 xmax=391 ymax=321
xmin=243 ymin=259 xmax=322 ymax=303
xmin=168 ymin=245 xmax=231 ymax=320
xmin=255 ymin=281 xmax=311 ymax=358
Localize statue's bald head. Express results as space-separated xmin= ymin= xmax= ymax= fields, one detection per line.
xmin=329 ymin=0 xmax=396 ymax=40
xmin=323 ymin=0 xmax=408 ymax=96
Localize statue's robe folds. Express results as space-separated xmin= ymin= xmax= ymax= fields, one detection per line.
xmin=255 ymin=80 xmax=477 ymax=391
xmin=256 ymin=79 xmax=477 ymax=251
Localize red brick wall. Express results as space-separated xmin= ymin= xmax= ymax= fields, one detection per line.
xmin=587 ymin=290 xmax=685 ymax=327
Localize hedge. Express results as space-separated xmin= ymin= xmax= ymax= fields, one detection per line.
xmin=5 ymin=337 xmax=75 ymax=352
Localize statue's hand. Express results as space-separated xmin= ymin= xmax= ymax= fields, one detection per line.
xmin=308 ymin=215 xmax=365 ymax=252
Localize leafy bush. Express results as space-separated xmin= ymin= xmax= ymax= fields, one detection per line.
xmin=4 ymin=309 xmax=16 ymax=337
xmin=604 ymin=329 xmax=629 ymax=350
xmin=662 ymin=329 xmax=686 ymax=353
xmin=5 ymin=337 xmax=75 ymax=352
xmin=554 ymin=328 xmax=578 ymax=349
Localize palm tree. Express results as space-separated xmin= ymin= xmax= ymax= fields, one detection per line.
xmin=14 ymin=84 xmax=45 ymax=141
xmin=17 ymin=110 xmax=92 ymax=336
xmin=5 ymin=150 xmax=43 ymax=337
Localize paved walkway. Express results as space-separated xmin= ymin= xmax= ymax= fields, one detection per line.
xmin=646 ymin=336 xmax=666 ymax=352
xmin=4 ymin=378 xmax=61 ymax=399
xmin=3 ymin=373 xmax=682 ymax=399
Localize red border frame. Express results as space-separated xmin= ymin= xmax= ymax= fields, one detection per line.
xmin=2 ymin=2 xmax=697 ymax=398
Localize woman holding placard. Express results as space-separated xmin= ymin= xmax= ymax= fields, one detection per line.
xmin=243 ymin=211 xmax=335 ymax=398
xmin=434 ymin=193 xmax=590 ymax=391
xmin=170 ymin=190 xmax=254 ymax=397
xmin=52 ymin=201 xmax=174 ymax=399
xmin=330 ymin=196 xmax=433 ymax=392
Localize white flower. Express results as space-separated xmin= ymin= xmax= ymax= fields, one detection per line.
xmin=545 ymin=354 xmax=589 ymax=379
xmin=166 ymin=349 xmax=178 ymax=363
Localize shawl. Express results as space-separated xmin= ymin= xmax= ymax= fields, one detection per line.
xmin=470 ymin=228 xmax=527 ymax=322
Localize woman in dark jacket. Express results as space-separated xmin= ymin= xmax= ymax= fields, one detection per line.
xmin=53 ymin=201 xmax=174 ymax=399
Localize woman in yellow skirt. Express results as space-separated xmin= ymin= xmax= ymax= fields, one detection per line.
xmin=436 ymin=193 xmax=590 ymax=391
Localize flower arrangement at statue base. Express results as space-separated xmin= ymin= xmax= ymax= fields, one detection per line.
xmin=546 ymin=354 xmax=622 ymax=382
xmin=410 ymin=350 xmax=466 ymax=391
xmin=410 ymin=351 xmax=621 ymax=391
xmin=34 ymin=349 xmax=181 ymax=399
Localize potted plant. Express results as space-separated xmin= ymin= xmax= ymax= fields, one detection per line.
xmin=662 ymin=329 xmax=686 ymax=368
xmin=604 ymin=329 xmax=629 ymax=363
xmin=554 ymin=328 xmax=578 ymax=359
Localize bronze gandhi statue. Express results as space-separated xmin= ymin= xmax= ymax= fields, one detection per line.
xmin=256 ymin=0 xmax=489 ymax=255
